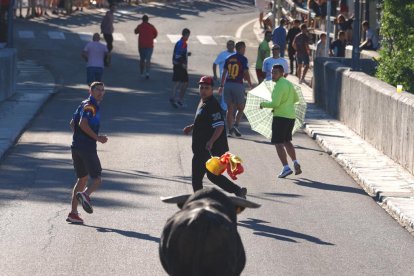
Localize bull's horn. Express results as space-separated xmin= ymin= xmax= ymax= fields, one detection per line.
xmin=160 ymin=194 xmax=191 ymax=209
xmin=228 ymin=196 xmax=261 ymax=208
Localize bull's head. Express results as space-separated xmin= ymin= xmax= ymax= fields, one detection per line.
xmin=159 ymin=187 xmax=260 ymax=276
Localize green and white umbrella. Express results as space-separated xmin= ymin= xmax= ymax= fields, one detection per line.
xmin=244 ymin=80 xmax=307 ymax=139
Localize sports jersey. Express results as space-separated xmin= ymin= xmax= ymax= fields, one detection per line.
xmin=261 ymin=77 xmax=299 ymax=119
xmin=192 ymin=96 xmax=228 ymax=155
xmin=214 ymin=50 xmax=235 ymax=78
xmin=71 ymin=96 xmax=100 ymax=151
xmin=223 ymin=53 xmax=249 ymax=84
xmin=172 ymin=38 xmax=188 ymax=65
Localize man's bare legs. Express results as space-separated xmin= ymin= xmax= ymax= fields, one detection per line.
xmin=71 ymin=176 xmax=102 ymax=214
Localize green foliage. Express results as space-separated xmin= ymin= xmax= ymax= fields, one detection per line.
xmin=376 ymin=0 xmax=414 ymax=93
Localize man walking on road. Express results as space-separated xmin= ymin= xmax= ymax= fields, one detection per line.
xmin=101 ymin=4 xmax=116 ymax=65
xmin=218 ymin=41 xmax=252 ymax=137
xmin=260 ymin=65 xmax=301 ymax=178
xmin=262 ymin=44 xmax=289 ymax=81
xmin=293 ymin=23 xmax=310 ymax=84
xmin=82 ymin=33 xmax=108 ymax=86
xmin=212 ymin=40 xmax=235 ymax=111
xmin=255 ymin=30 xmax=272 ymax=83
xmin=183 ymin=76 xmax=247 ymax=198
xmin=66 ymin=82 xmax=108 ymax=224
xmin=134 ymin=14 xmax=158 ymax=79
xmin=272 ymin=18 xmax=287 ymax=57
xmin=170 ymin=28 xmax=191 ymax=108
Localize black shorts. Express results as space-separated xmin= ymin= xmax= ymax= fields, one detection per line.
xmin=71 ymin=148 xmax=102 ymax=179
xmin=271 ymin=116 xmax=295 ymax=144
xmin=172 ymin=64 xmax=189 ymax=82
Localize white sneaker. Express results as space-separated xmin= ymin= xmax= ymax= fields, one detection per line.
xmin=294 ymin=162 xmax=302 ymax=175
xmin=278 ymin=167 xmax=293 ymax=178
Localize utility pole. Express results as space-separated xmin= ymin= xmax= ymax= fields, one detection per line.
xmin=324 ymin=0 xmax=332 ymax=57
xmin=351 ymin=0 xmax=361 ymax=71
xmin=7 ymin=0 xmax=14 ymax=47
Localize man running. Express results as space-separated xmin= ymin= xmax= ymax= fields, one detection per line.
xmin=183 ymin=76 xmax=247 ymax=198
xmin=260 ymin=65 xmax=302 ymax=178
xmin=170 ymin=28 xmax=191 ymax=108
xmin=66 ymin=82 xmax=108 ymax=224
xmin=218 ymin=41 xmax=253 ymax=137
xmin=134 ymin=14 xmax=158 ymax=79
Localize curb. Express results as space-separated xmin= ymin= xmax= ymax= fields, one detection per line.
xmin=0 ymin=60 xmax=56 ymax=161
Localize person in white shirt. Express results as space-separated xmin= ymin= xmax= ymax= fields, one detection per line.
xmin=315 ymin=33 xmax=328 ymax=58
xmin=360 ymin=21 xmax=379 ymax=50
xmin=262 ymin=44 xmax=289 ymax=81
xmin=213 ymin=40 xmax=235 ymax=81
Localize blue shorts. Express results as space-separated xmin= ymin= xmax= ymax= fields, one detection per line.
xmin=139 ymin=47 xmax=154 ymax=61
xmin=86 ymin=67 xmax=103 ymax=85
xmin=296 ymin=55 xmax=310 ymax=65
xmin=223 ymin=82 xmax=245 ymax=106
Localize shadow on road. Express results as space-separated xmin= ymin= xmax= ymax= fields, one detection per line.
xmin=293 ymin=178 xmax=368 ymax=196
xmin=238 ymin=218 xmax=335 ymax=245
xmin=80 ymin=224 xmax=160 ymax=242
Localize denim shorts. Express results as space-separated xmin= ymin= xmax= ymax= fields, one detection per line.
xmin=139 ymin=47 xmax=154 ymax=61
xmin=223 ymin=82 xmax=246 ymax=106
xmin=86 ymin=67 xmax=103 ymax=85
xmin=71 ymin=148 xmax=102 ymax=179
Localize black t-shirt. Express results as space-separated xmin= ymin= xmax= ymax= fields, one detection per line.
xmin=192 ymin=96 xmax=228 ymax=155
xmin=330 ymin=39 xmax=346 ymax=57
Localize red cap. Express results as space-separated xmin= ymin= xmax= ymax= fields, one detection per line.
xmin=198 ymin=76 xmax=214 ymax=86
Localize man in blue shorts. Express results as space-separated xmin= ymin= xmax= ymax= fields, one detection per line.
xmin=134 ymin=14 xmax=158 ymax=79
xmin=218 ymin=41 xmax=253 ymax=137
xmin=66 ymin=82 xmax=108 ymax=224
xmin=170 ymin=28 xmax=191 ymax=108
xmin=260 ymin=65 xmax=302 ymax=178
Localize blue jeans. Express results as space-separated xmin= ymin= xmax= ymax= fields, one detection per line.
xmin=86 ymin=67 xmax=103 ymax=85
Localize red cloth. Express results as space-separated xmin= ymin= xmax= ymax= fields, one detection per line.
xmin=135 ymin=22 xmax=158 ymax=48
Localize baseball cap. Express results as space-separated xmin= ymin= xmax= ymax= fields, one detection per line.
xmin=198 ymin=76 xmax=214 ymax=86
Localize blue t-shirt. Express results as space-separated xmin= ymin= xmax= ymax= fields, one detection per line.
xmin=272 ymin=26 xmax=287 ymax=50
xmin=223 ymin=53 xmax=249 ymax=84
xmin=172 ymin=38 xmax=188 ymax=65
xmin=71 ymin=96 xmax=100 ymax=151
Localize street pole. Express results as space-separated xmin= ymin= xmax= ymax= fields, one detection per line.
xmin=324 ymin=0 xmax=332 ymax=57
xmin=351 ymin=0 xmax=361 ymax=71
xmin=7 ymin=0 xmax=14 ymax=48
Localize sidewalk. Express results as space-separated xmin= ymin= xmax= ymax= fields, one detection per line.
xmin=253 ymin=21 xmax=414 ymax=233
xmin=0 ymin=60 xmax=56 ymax=161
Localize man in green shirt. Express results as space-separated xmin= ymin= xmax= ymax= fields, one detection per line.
xmin=255 ymin=30 xmax=272 ymax=83
xmin=260 ymin=64 xmax=302 ymax=178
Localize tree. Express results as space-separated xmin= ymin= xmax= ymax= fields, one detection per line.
xmin=376 ymin=0 xmax=414 ymax=93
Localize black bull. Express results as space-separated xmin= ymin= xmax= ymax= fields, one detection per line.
xmin=159 ymin=187 xmax=261 ymax=276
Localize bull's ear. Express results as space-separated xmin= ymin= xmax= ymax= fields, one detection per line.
xmin=160 ymin=194 xmax=191 ymax=209
xmin=228 ymin=196 xmax=261 ymax=214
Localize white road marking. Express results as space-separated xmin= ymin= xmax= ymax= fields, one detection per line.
xmin=167 ymin=34 xmax=181 ymax=43
xmin=235 ymin=18 xmax=257 ymax=39
xmin=79 ymin=32 xmax=93 ymax=41
xmin=196 ymin=35 xmax=217 ymax=45
xmin=48 ymin=31 xmax=65 ymax=40
xmin=18 ymin=31 xmax=34 ymax=39
xmin=113 ymin=33 xmax=126 ymax=41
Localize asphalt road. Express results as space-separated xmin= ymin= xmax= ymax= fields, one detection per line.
xmin=1 ymin=1 xmax=414 ymax=275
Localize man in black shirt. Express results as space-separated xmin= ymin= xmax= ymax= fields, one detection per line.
xmin=330 ymin=31 xmax=347 ymax=57
xmin=183 ymin=76 xmax=247 ymax=198
xmin=286 ymin=19 xmax=301 ymax=75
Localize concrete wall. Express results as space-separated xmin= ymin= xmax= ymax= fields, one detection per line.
xmin=0 ymin=48 xmax=17 ymax=101
xmin=314 ymin=58 xmax=414 ymax=174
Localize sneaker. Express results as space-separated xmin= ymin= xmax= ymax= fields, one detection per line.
xmin=76 ymin=192 xmax=93 ymax=214
xmin=66 ymin=212 xmax=84 ymax=224
xmin=236 ymin=187 xmax=247 ymax=199
xmin=176 ymin=100 xmax=187 ymax=108
xmin=169 ymin=98 xmax=178 ymax=108
xmin=294 ymin=162 xmax=302 ymax=175
xmin=298 ymin=79 xmax=303 ymax=84
xmin=278 ymin=167 xmax=293 ymax=178
xmin=227 ymin=128 xmax=235 ymax=137
xmin=233 ymin=126 xmax=242 ymax=137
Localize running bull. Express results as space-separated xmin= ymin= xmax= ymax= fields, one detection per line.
xmin=159 ymin=187 xmax=261 ymax=276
